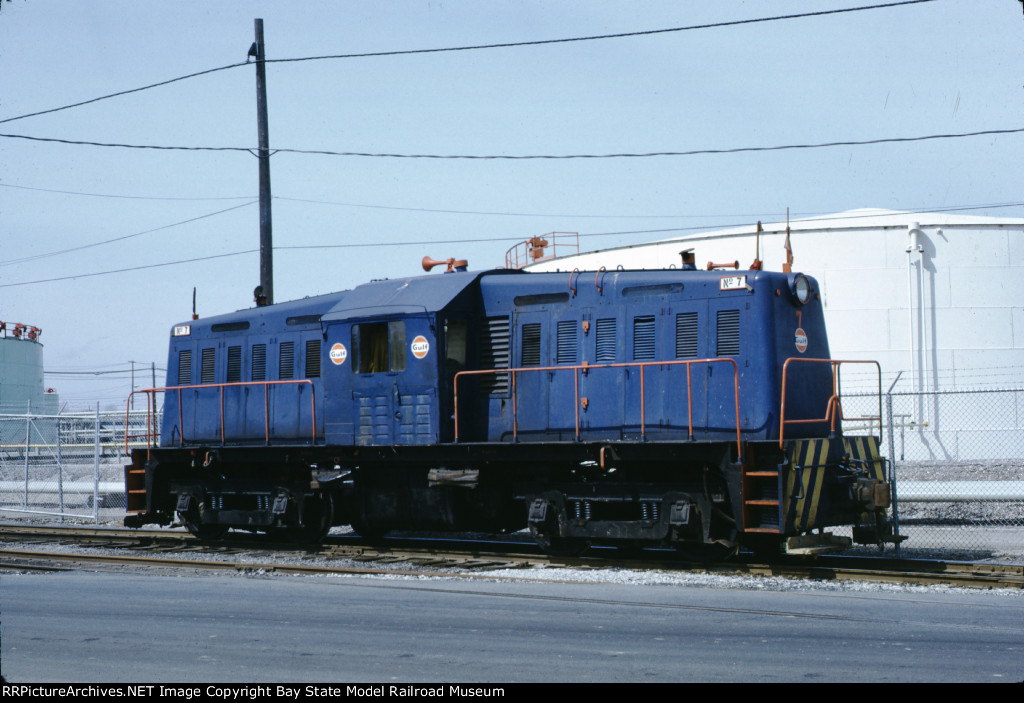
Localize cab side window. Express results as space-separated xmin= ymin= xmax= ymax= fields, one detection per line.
xmin=353 ymin=321 xmax=406 ymax=373
xmin=445 ymin=319 xmax=467 ymax=370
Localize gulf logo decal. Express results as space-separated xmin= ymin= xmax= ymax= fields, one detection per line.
xmin=411 ymin=335 xmax=430 ymax=359
xmin=329 ymin=343 xmax=348 ymax=365
xmin=794 ymin=328 xmax=808 ymax=353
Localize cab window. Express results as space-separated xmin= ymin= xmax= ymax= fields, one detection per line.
xmin=353 ymin=321 xmax=406 ymax=373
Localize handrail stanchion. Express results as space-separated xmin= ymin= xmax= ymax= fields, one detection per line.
xmin=453 ymin=374 xmax=461 ymax=442
xmin=124 ymin=393 xmax=133 ymax=456
xmin=512 ymin=371 xmax=518 ymax=441
xmin=686 ymin=364 xmax=694 ymax=441
xmin=640 ymin=365 xmax=646 ymax=439
xmin=309 ymin=389 xmax=316 ymax=444
xmin=733 ymin=365 xmax=742 ymax=461
xmin=220 ymin=386 xmax=225 ymax=445
xmin=831 ymin=361 xmax=839 ymax=434
xmin=177 ymin=388 xmax=184 ymax=447
xmin=264 ymin=384 xmax=270 ymax=444
xmin=574 ymin=368 xmax=580 ymax=440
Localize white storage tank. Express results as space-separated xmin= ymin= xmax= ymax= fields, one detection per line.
xmin=0 ymin=323 xmax=59 ymax=414
xmin=523 ymin=209 xmax=1024 ymax=393
xmin=521 ymin=210 xmax=1024 ymax=461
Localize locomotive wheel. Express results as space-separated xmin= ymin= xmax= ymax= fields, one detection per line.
xmin=529 ymin=523 xmax=590 ymax=557
xmin=286 ymin=492 xmax=334 ymax=544
xmin=350 ymin=520 xmax=390 ymax=542
xmin=178 ymin=500 xmax=229 ymax=541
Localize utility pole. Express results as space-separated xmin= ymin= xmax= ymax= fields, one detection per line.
xmin=251 ymin=18 xmax=274 ymax=306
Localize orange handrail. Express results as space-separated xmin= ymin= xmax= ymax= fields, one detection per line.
xmin=453 ymin=358 xmax=741 ymax=457
xmin=125 ymin=379 xmax=318 ymax=455
xmin=778 ymin=358 xmax=882 ymax=449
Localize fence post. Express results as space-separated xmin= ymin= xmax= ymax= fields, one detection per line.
xmin=56 ymin=409 xmax=64 ymax=521
xmin=93 ymin=403 xmax=101 ymax=523
xmin=22 ymin=400 xmax=30 ymax=509
xmin=885 ymin=373 xmax=902 ymax=559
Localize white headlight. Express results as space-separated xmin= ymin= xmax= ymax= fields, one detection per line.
xmin=791 ymin=275 xmax=812 ymax=305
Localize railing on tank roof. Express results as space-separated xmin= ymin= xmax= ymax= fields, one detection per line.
xmin=125 ymin=379 xmax=317 ymax=456
xmin=778 ymin=358 xmax=882 ymax=449
xmin=504 ymin=232 xmax=580 ymax=269
xmin=453 ymin=357 xmax=742 ymax=458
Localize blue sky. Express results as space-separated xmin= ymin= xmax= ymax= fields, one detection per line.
xmin=1 ymin=0 xmax=1022 ymax=407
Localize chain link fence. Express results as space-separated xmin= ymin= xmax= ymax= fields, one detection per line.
xmin=0 ymin=408 xmax=155 ymax=522
xmin=845 ymin=387 xmax=1024 ymax=559
xmin=2 ymin=392 xmax=1022 ymax=561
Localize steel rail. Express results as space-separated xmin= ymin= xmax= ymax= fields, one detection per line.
xmin=2 ymin=546 xmax=1021 ymax=589
xmin=2 ymin=525 xmax=1021 ymax=589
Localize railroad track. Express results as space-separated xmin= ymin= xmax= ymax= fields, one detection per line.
xmin=0 ymin=523 xmax=546 ymax=575
xmin=1 ymin=523 xmax=1022 ymax=589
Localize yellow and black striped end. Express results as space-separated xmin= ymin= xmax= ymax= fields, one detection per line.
xmin=843 ymin=435 xmax=885 ymax=482
xmin=844 ymin=435 xmax=887 ymax=520
xmin=782 ymin=439 xmax=830 ymax=533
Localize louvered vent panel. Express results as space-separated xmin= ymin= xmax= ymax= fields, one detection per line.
xmin=716 ymin=309 xmax=741 ymax=356
xmin=251 ymin=344 xmax=267 ymax=381
xmin=632 ymin=316 xmax=655 ymax=361
xmin=226 ymin=346 xmax=242 ymax=383
xmin=279 ymin=342 xmax=295 ymax=380
xmin=521 ymin=323 xmax=541 ymax=367
xmin=398 ymin=393 xmax=434 ymax=444
xmin=177 ymin=350 xmax=192 ymax=386
xmin=675 ymin=312 xmax=698 ymax=358
xmin=556 ymin=320 xmax=577 ymax=364
xmin=200 ymin=348 xmax=216 ymax=384
xmin=479 ymin=317 xmax=510 ymax=395
xmin=305 ymin=339 xmax=321 ymax=378
xmin=595 ymin=318 xmax=617 ymax=362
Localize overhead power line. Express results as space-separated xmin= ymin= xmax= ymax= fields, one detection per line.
xmin=274 ymin=196 xmax=774 ymax=220
xmin=0 ymin=250 xmax=258 ymax=289
xmin=5 ymin=179 xmax=1021 ymax=221
xmin=276 ymin=196 xmax=1024 ymax=220
xmin=0 ymin=0 xmax=937 ymax=126
xmin=46 ymin=369 xmax=165 ymax=378
xmin=6 ymin=199 xmax=1024 ymax=292
xmin=0 ymin=201 xmax=257 ymax=267
xmin=2 ymin=126 xmax=1021 ymax=159
xmin=0 ymin=182 xmax=253 ymax=201
xmin=266 ymin=0 xmax=938 ymax=64
xmin=0 ymin=62 xmax=248 ymax=125
xmin=3 ymin=197 xmax=1024 ymax=290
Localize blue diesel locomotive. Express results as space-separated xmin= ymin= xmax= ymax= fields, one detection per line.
xmin=124 ymin=261 xmax=896 ymax=554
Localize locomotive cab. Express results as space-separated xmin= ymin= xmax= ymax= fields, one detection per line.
xmin=321 ymin=314 xmax=439 ymax=446
xmin=319 ymin=269 xmax=522 ymax=447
